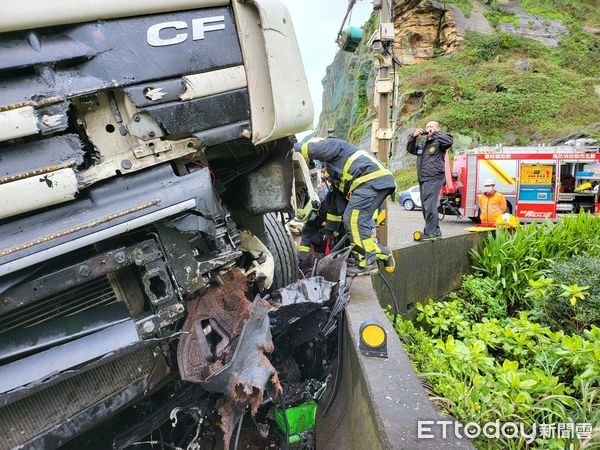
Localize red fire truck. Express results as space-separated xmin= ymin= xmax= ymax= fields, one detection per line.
xmin=441 ymin=146 xmax=600 ymax=221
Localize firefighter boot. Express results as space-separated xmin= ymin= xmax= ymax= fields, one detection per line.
xmin=346 ymin=253 xmax=379 ymax=277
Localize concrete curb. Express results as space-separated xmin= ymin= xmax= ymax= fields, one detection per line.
xmin=373 ymin=233 xmax=485 ymax=320
xmin=317 ymin=276 xmax=472 ymax=449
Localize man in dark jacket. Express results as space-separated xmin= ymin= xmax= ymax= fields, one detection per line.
xmin=296 ymin=137 xmax=396 ymax=276
xmin=297 ymin=186 xmax=345 ymax=272
xmin=406 ymin=121 xmax=453 ymax=240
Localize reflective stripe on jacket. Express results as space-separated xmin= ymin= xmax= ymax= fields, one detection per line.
xmin=296 ymin=138 xmax=395 ymax=195
xmin=478 ymin=191 xmax=507 ymax=226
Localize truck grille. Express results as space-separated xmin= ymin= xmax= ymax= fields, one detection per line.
xmin=0 ymin=347 xmax=155 ymax=450
xmin=0 ymin=276 xmax=117 ymax=335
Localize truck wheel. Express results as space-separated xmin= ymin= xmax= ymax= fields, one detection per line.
xmin=263 ymin=213 xmax=298 ymax=289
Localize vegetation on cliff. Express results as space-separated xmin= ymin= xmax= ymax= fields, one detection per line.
xmin=315 ymin=0 xmax=600 ymax=176
xmin=398 ymin=30 xmax=600 ymax=145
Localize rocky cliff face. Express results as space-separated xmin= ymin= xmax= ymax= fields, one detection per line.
xmin=315 ymin=0 xmax=600 ymax=172
xmin=393 ymin=0 xmax=464 ymax=65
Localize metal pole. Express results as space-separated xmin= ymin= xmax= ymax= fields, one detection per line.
xmin=373 ymin=0 xmax=394 ymax=246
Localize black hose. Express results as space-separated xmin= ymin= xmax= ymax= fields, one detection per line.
xmin=279 ymin=388 xmax=290 ymax=450
xmin=323 ymin=310 xmax=344 ymax=417
xmin=233 ymin=412 xmax=244 ymax=450
xmin=378 ymin=270 xmax=401 ymax=326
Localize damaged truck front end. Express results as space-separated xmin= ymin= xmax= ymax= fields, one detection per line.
xmin=0 ymin=0 xmax=330 ymax=448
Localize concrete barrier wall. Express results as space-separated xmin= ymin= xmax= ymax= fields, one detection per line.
xmin=316 ymin=277 xmax=472 ymax=449
xmin=316 ymin=235 xmax=484 ymax=449
xmin=373 ymin=233 xmax=484 ymax=320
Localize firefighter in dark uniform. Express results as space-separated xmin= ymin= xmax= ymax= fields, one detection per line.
xmin=297 ymin=186 xmax=346 ymax=272
xmin=296 ymin=137 xmax=396 ymax=276
xmin=406 ymin=121 xmax=453 ymax=240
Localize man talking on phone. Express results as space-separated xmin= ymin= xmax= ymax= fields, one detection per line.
xmin=406 ymin=121 xmax=453 ymax=241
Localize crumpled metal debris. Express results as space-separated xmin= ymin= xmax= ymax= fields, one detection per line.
xmin=178 ymin=269 xmax=249 ymax=382
xmin=176 ymin=248 xmax=352 ymax=448
xmin=268 ymin=276 xmax=335 ymax=336
xmin=177 ymin=269 xmax=281 ymax=449
xmin=314 ymin=247 xmax=351 ymax=288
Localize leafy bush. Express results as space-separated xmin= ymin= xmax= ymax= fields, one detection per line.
xmin=416 ymin=300 xmax=470 ymax=338
xmin=387 ymin=214 xmax=600 ymax=448
xmin=449 ymin=275 xmax=507 ymax=322
xmin=470 ymin=213 xmax=600 ymax=308
xmin=526 ymin=256 xmax=600 ymax=334
xmin=387 ymin=303 xmax=600 ymax=449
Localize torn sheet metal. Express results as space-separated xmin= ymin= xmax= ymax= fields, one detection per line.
xmin=313 ymin=247 xmax=352 ymax=287
xmin=177 ymin=270 xmax=279 ymax=396
xmin=177 ymin=270 xmax=249 ymax=383
xmin=0 ymin=168 xmax=79 ymax=220
xmin=268 ymin=277 xmax=336 ymax=336
xmin=178 ymin=269 xmax=281 ymax=449
xmin=180 ymin=65 xmax=247 ymax=101
xmin=272 ymin=277 xmax=334 ymax=306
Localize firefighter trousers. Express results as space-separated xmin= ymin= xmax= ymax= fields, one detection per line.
xmin=343 ymin=184 xmax=393 ymax=267
xmin=419 ymin=177 xmax=445 ymax=236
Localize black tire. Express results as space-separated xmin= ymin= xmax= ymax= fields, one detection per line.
xmin=263 ymin=213 xmax=297 ymax=290
xmin=403 ymin=199 xmax=415 ymax=211
xmin=469 ymin=216 xmax=481 ymax=223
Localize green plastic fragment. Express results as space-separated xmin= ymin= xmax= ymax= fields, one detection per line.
xmin=275 ymin=400 xmax=317 ymax=443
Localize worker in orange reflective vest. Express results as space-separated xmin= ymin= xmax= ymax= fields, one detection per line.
xmin=478 ymin=178 xmax=507 ymax=227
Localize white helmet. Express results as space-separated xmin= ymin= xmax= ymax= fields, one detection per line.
xmin=484 ymin=178 xmax=495 ymax=186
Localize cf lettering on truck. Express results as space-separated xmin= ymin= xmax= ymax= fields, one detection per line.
xmin=147 ymin=16 xmax=226 ymax=46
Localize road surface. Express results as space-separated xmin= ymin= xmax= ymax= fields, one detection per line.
xmin=386 ymin=201 xmax=471 ymax=249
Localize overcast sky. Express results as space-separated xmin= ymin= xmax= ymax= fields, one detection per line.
xmin=279 ymin=0 xmax=373 ymax=138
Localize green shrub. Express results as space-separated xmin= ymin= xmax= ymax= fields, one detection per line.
xmin=450 ymin=275 xmax=508 ymax=322
xmin=416 ymin=299 xmax=470 ymax=337
xmin=541 ymin=255 xmax=600 ymax=333
xmin=470 ymin=213 xmax=600 ymax=308
xmin=386 ymin=304 xmax=600 ymax=449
